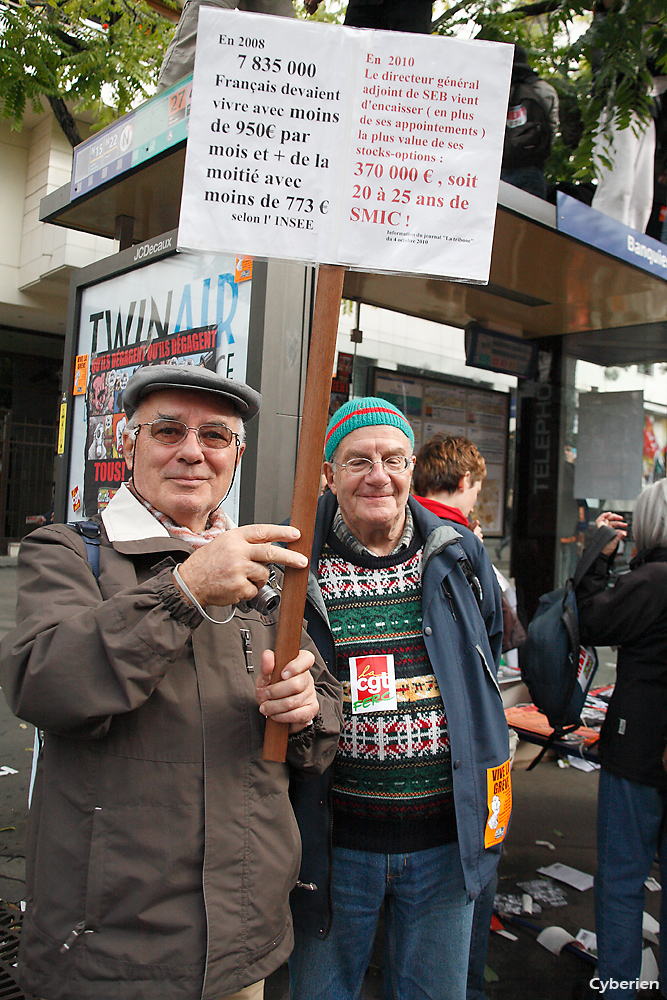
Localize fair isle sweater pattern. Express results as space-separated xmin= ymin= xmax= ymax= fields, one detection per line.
xmin=319 ymin=530 xmax=457 ymax=853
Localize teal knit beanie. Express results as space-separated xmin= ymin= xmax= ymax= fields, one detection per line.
xmin=324 ymin=397 xmax=414 ymax=462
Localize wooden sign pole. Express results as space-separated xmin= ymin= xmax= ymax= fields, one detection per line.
xmin=262 ymin=263 xmax=346 ymax=763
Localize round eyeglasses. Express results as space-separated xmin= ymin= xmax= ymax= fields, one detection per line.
xmin=334 ymin=456 xmax=413 ymax=477
xmin=137 ymin=419 xmax=239 ymax=450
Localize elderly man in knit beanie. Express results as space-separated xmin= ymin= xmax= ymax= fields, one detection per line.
xmin=289 ymin=397 xmax=511 ymax=1000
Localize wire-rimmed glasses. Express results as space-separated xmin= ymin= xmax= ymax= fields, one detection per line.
xmin=137 ymin=419 xmax=240 ymax=450
xmin=333 ymin=456 xmax=413 ymax=477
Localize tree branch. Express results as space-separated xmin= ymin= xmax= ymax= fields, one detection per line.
xmin=513 ymin=0 xmax=566 ymax=14
xmin=431 ymin=0 xmax=570 ymax=32
xmin=431 ymin=1 xmax=478 ymax=32
xmin=53 ymin=25 xmax=86 ymax=51
xmin=46 ymin=95 xmax=82 ymax=147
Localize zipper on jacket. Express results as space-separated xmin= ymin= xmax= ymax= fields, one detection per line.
xmin=60 ymin=921 xmax=91 ymax=953
xmin=442 ymin=579 xmax=457 ymax=620
xmin=459 ymin=557 xmax=483 ymax=607
xmin=476 ymin=643 xmax=501 ymax=696
xmin=295 ymin=880 xmax=317 ymax=891
xmin=240 ymin=628 xmax=254 ymax=673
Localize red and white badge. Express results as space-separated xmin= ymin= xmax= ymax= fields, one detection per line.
xmin=349 ymin=654 xmax=397 ymax=714
xmin=507 ymin=103 xmax=528 ymax=128
xmin=576 ymin=646 xmax=597 ymax=693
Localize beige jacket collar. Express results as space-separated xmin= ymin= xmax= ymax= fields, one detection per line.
xmin=102 ymin=483 xmax=169 ymax=543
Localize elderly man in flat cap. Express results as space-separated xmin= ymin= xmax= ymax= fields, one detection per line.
xmin=0 ymin=365 xmax=342 ymax=1000
xmin=289 ymin=397 xmax=510 ymax=1000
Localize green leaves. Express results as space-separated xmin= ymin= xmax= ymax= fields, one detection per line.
xmin=0 ymin=0 xmax=177 ymax=140
xmin=434 ymin=1 xmax=667 ymax=183
xmin=3 ymin=0 xmax=666 ymax=180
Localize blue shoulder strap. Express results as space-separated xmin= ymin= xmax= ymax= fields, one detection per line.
xmin=69 ymin=520 xmax=101 ymax=582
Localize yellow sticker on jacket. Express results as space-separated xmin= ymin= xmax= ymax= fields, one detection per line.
xmin=485 ymin=759 xmax=512 ymax=848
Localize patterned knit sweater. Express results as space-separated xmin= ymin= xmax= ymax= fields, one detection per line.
xmin=318 ymin=525 xmax=457 ymax=854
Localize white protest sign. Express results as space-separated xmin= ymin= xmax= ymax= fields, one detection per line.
xmin=178 ymin=10 xmax=513 ymax=282
xmin=179 ymin=12 xmax=350 ymax=264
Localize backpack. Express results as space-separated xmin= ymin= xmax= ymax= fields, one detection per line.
xmin=518 ymin=525 xmax=617 ymax=767
xmin=503 ymin=78 xmax=553 ymax=169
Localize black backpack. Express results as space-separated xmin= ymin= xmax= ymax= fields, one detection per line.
xmin=518 ymin=525 xmax=616 ymax=767
xmin=503 ymin=79 xmax=553 ymax=169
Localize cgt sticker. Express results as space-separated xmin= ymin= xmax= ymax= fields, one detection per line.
xmin=349 ymin=654 xmax=397 ymax=714
xmin=485 ymin=758 xmax=512 ymax=848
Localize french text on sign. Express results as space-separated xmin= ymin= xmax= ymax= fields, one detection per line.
xmin=178 ymin=10 xmax=513 ymax=283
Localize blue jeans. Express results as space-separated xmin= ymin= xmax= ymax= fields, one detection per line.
xmin=289 ymin=843 xmax=474 ymax=1000
xmin=466 ymin=870 xmax=498 ymax=1000
xmin=595 ymin=770 xmax=667 ymax=998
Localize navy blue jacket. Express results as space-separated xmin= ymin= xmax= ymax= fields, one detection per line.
xmin=290 ymin=492 xmax=510 ymax=937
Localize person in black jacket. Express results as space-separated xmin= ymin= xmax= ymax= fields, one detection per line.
xmin=576 ymin=483 xmax=667 ymax=999
xmin=305 ymin=0 xmax=432 ymax=32
xmin=501 ymin=45 xmax=559 ymax=200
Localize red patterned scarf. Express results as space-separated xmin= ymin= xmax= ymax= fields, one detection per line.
xmin=129 ymin=486 xmax=231 ymax=548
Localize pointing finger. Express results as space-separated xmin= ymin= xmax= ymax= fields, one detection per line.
xmin=239 ymin=523 xmax=301 ymax=545
xmin=252 ymin=545 xmax=308 ymax=570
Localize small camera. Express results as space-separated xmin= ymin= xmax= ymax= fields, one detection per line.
xmin=237 ymin=568 xmax=281 ymax=617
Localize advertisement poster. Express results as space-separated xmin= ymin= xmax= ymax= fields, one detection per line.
xmin=643 ymin=412 xmax=667 ymax=486
xmin=178 ymin=9 xmax=513 ymax=281
xmin=84 ymin=324 xmax=218 ymax=515
xmin=68 ymin=251 xmax=251 ymax=522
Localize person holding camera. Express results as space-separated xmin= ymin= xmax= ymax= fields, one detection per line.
xmin=0 ymin=365 xmax=342 ymax=1000
xmin=577 ymin=490 xmax=667 ymax=999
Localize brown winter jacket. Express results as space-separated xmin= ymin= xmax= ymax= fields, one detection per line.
xmin=0 ymin=491 xmax=342 ymax=1000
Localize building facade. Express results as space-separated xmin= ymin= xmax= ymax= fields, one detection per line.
xmin=0 ymin=108 xmax=115 ymax=546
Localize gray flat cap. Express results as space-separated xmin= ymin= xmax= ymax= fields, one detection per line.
xmin=122 ymin=365 xmax=261 ymax=421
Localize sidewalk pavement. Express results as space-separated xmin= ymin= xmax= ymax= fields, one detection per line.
xmin=0 ymin=564 xmax=661 ymax=1000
